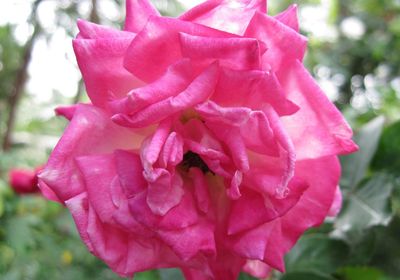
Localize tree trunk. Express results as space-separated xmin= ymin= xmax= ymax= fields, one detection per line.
xmin=1 ymin=0 xmax=43 ymax=151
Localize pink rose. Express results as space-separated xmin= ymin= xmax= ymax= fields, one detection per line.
xmin=9 ymin=166 xmax=42 ymax=194
xmin=38 ymin=1 xmax=358 ymax=279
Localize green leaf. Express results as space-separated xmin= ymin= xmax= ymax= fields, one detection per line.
xmin=285 ymin=234 xmax=350 ymax=274
xmin=134 ymin=270 xmax=160 ymax=280
xmin=337 ymin=266 xmax=384 ymax=280
xmin=341 ymin=116 xmax=385 ymax=189
xmin=280 ymin=272 xmax=336 ymax=280
xmin=372 ymin=120 xmax=400 ymax=174
xmin=159 ymin=269 xmax=184 ymax=280
xmin=335 ymin=174 xmax=393 ymax=237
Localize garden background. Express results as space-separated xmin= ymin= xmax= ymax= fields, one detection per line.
xmin=0 ymin=0 xmax=399 ymax=279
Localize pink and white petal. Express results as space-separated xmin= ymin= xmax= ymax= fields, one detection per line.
xmin=124 ymin=0 xmax=160 ymax=32
xmin=277 ymin=60 xmax=358 ymax=159
xmin=179 ymin=0 xmax=267 ymax=35
xmin=275 ymin=4 xmax=299 ymax=32
xmin=328 ymin=186 xmax=343 ymax=217
xmin=77 ymin=19 xmax=134 ymax=39
xmin=179 ymin=33 xmax=265 ymax=71
xmin=38 ymin=105 xmax=143 ymax=202
xmin=243 ymin=260 xmax=271 ymax=278
xmin=123 ymin=16 xmax=232 ymax=82
xmin=73 ymin=36 xmax=143 ymax=109
xmin=245 ymin=11 xmax=307 ymax=71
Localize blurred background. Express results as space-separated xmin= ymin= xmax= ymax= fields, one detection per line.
xmin=0 ymin=0 xmax=399 ymax=279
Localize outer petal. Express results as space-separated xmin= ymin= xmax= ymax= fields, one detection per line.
xmin=123 ymin=16 xmax=233 ymax=82
xmin=264 ymin=156 xmax=341 ymax=270
xmin=38 ymin=104 xmax=145 ymax=202
xmin=124 ymin=0 xmax=160 ymax=32
xmin=245 ymin=11 xmax=307 ymax=71
xmin=275 ymin=4 xmax=299 ymax=32
xmin=179 ymin=0 xmax=267 ymax=35
xmin=73 ymin=36 xmax=143 ymax=109
xmin=77 ymin=19 xmax=133 ymax=39
xmin=278 ymin=60 xmax=358 ymax=159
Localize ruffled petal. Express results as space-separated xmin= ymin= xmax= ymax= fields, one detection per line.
xmin=180 ymin=0 xmax=267 ymax=35
xmin=278 ymin=60 xmax=358 ymax=159
xmin=245 ymin=11 xmax=307 ymax=71
xmin=123 ymin=16 xmax=232 ymax=82
xmin=73 ymin=36 xmax=143 ymax=109
xmin=38 ymin=104 xmax=145 ymax=202
xmin=112 ymin=62 xmax=219 ymax=128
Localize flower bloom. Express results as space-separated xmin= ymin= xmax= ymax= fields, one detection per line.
xmin=38 ymin=0 xmax=358 ymax=279
xmin=9 ymin=166 xmax=42 ymax=194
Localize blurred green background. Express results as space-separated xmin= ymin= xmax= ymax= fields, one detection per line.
xmin=0 ymin=0 xmax=399 ymax=279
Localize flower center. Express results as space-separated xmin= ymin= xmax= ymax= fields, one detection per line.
xmin=181 ymin=151 xmax=213 ymax=174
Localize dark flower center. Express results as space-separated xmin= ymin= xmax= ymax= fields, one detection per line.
xmin=181 ymin=151 xmax=213 ymax=174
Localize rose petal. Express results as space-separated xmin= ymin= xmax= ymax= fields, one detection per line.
xmin=278 ymin=60 xmax=358 ymax=159
xmin=124 ymin=0 xmax=160 ymax=32
xmin=73 ymin=36 xmax=143 ymax=109
xmin=180 ymin=0 xmax=267 ymax=35
xmin=275 ymin=4 xmax=299 ymax=32
xmin=245 ymin=11 xmax=307 ymax=71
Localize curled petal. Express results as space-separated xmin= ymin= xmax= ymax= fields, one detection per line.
xmin=112 ymin=62 xmax=219 ymax=128
xmin=245 ymin=11 xmax=307 ymax=71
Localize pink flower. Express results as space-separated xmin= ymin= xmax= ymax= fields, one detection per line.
xmin=9 ymin=166 xmax=42 ymax=194
xmin=38 ymin=1 xmax=358 ymax=279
